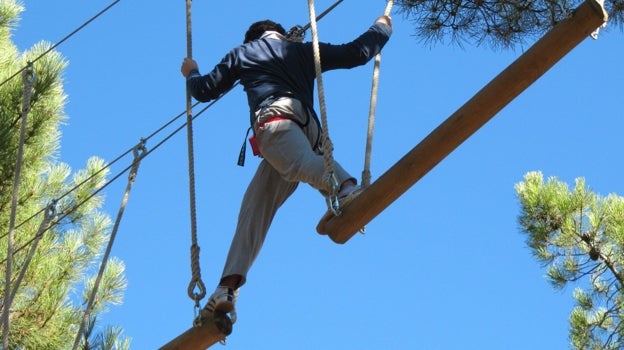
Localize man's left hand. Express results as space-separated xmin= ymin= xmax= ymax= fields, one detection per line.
xmin=181 ymin=57 xmax=199 ymax=77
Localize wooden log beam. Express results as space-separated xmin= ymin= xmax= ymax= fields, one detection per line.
xmin=159 ymin=311 xmax=232 ymax=350
xmin=318 ymin=0 xmax=608 ymax=244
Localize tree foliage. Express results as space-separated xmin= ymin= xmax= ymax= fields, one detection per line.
xmin=0 ymin=1 xmax=129 ymax=348
xmin=516 ymin=171 xmax=624 ymax=349
xmin=395 ymin=0 xmax=624 ymax=48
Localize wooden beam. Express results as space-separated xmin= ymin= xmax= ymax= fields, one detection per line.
xmin=317 ymin=0 xmax=608 ymax=244
xmin=159 ymin=311 xmax=232 ymax=350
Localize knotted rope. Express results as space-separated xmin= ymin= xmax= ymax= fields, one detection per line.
xmin=184 ymin=0 xmax=206 ymax=311
xmin=307 ymin=0 xmax=341 ymax=214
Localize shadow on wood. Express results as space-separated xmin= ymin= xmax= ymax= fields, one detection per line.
xmin=159 ymin=311 xmax=232 ymax=350
xmin=317 ymin=0 xmax=608 ymax=244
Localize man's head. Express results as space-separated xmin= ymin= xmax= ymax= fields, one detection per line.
xmin=244 ymin=20 xmax=286 ymax=43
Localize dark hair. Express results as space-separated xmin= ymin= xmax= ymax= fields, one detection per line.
xmin=244 ymin=20 xmax=286 ymax=43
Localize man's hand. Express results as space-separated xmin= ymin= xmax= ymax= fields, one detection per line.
xmin=181 ymin=57 xmax=199 ymax=78
xmin=375 ymin=15 xmax=392 ymax=29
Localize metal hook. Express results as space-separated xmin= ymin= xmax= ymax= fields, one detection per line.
xmin=132 ymin=138 xmax=148 ymax=160
xmin=45 ymin=199 xmax=58 ymax=219
xmin=22 ymin=62 xmax=35 ymax=85
xmin=326 ymin=172 xmax=342 ymax=215
xmin=287 ymin=25 xmax=305 ymax=42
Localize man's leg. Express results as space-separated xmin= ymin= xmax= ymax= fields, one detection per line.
xmin=207 ymin=159 xmax=297 ymax=314
xmin=221 ymin=159 xmax=297 ymax=285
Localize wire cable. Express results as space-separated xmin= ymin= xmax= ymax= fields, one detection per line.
xmin=0 ymin=93 xmax=222 ymax=266
xmin=1 ymin=0 xmax=346 ymax=270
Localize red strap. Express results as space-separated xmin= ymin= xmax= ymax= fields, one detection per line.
xmin=256 ymin=116 xmax=288 ymax=128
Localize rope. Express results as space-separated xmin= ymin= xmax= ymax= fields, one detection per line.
xmin=184 ymin=0 xmax=206 ymax=311
xmin=362 ymin=0 xmax=394 ymax=188
xmin=71 ymin=141 xmax=146 ymax=350
xmin=1 ymin=0 xmax=346 ymax=249
xmin=307 ymin=0 xmax=341 ymax=215
xmin=2 ymin=64 xmax=34 ymax=349
xmin=0 ymin=3 xmax=351 ymax=315
xmin=2 ymin=201 xmax=57 ymax=318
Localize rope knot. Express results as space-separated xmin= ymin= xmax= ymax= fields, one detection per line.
xmin=187 ymin=244 xmax=206 ymax=302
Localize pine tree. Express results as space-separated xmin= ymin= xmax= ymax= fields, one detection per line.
xmin=0 ymin=1 xmax=129 ymax=349
xmin=516 ymin=171 xmax=624 ymax=349
xmin=395 ymin=0 xmax=624 ymax=47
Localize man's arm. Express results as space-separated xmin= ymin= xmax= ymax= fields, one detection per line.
xmin=319 ymin=16 xmax=393 ymax=71
xmin=180 ymin=53 xmax=238 ymax=102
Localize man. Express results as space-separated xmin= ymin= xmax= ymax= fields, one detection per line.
xmin=180 ymin=15 xmax=392 ymax=318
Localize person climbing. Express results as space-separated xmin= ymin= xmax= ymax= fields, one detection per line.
xmin=180 ymin=14 xmax=392 ymax=317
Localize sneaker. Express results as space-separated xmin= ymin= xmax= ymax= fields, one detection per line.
xmin=205 ymin=286 xmax=239 ymax=314
xmin=337 ymin=186 xmax=362 ymax=207
xmin=337 ymin=182 xmax=357 ymax=198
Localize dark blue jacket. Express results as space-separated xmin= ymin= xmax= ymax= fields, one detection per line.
xmin=186 ymin=22 xmax=392 ymax=113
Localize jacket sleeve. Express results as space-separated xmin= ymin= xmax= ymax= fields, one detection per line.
xmin=186 ymin=49 xmax=240 ymax=102
xmin=319 ymin=22 xmax=392 ymax=71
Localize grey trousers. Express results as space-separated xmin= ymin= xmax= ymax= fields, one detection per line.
xmin=220 ymin=97 xmax=353 ymax=286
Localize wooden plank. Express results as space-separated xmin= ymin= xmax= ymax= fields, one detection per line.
xmin=317 ymin=0 xmax=608 ymax=244
xmin=159 ymin=311 xmax=232 ymax=350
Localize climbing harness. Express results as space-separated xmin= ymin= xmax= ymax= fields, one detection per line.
xmin=238 ymin=0 xmax=346 ymax=168
xmin=184 ymin=0 xmax=207 ymax=322
xmin=71 ymin=140 xmax=147 ymax=350
xmin=2 ymin=63 xmax=34 ymax=349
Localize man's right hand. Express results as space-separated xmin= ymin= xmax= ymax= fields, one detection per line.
xmin=376 ymin=15 xmax=392 ymax=29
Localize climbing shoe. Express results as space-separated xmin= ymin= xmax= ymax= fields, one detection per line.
xmin=205 ymin=286 xmax=238 ymax=314
xmin=338 ymin=186 xmax=363 ymax=207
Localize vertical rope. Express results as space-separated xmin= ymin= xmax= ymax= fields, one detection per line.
xmin=2 ymin=63 xmax=34 ymax=349
xmin=362 ymin=0 xmax=393 ymax=188
xmin=184 ymin=0 xmax=206 ymax=310
xmin=71 ymin=141 xmax=146 ymax=350
xmin=308 ymin=0 xmax=341 ymax=214
xmin=5 ymin=201 xmax=56 ymax=316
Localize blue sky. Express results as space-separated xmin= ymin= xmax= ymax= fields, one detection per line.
xmin=11 ymin=0 xmax=623 ymax=349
